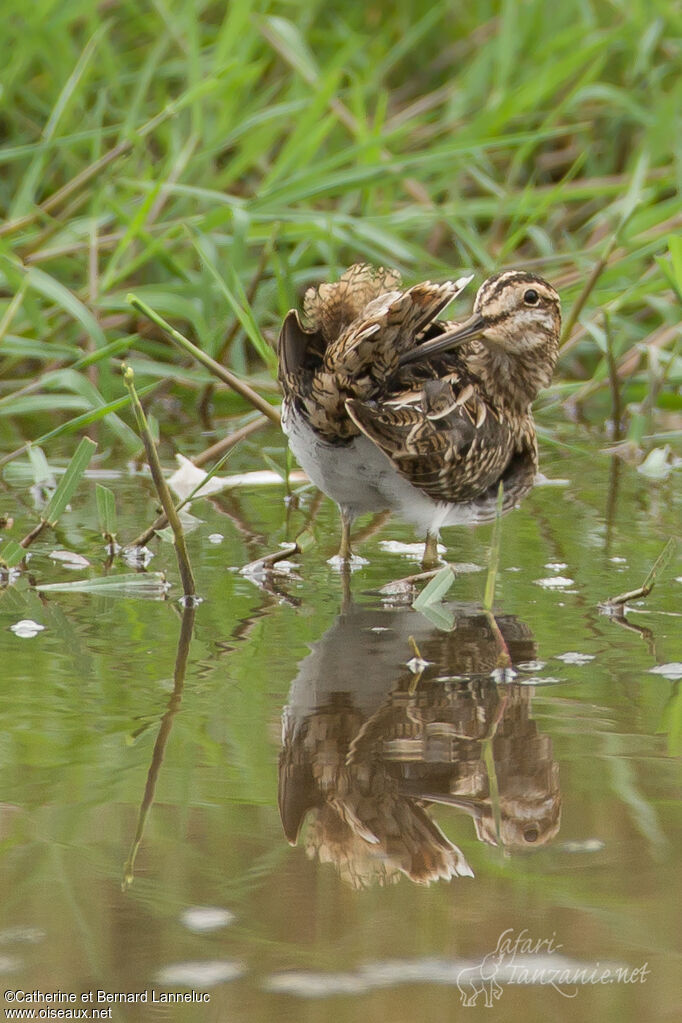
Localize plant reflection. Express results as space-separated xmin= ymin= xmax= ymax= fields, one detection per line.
xmin=122 ymin=603 xmax=196 ymax=890
xmin=279 ymin=602 xmax=561 ymax=888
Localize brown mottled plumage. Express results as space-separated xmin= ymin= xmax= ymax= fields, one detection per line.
xmin=278 ymin=264 xmax=561 ymax=565
xmin=278 ymin=601 xmax=561 ymax=887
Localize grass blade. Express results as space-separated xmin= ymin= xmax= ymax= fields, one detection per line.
xmin=0 ymin=540 xmax=25 ymax=569
xmin=191 ymin=231 xmax=278 ymax=370
xmin=96 ymin=484 xmax=117 ymax=537
xmin=0 ymin=384 xmax=158 ymax=470
xmin=43 ymin=437 xmax=97 ymax=525
xmin=641 ymin=536 xmax=677 ymax=592
xmin=27 ymin=445 xmax=52 ymax=486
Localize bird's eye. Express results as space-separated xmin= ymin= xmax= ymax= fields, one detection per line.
xmin=523 ymin=826 xmax=540 ymax=843
xmin=524 ymin=289 xmax=539 ymax=305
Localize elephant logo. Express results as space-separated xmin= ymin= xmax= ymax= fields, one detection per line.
xmin=456 ymin=949 xmax=505 ymax=1007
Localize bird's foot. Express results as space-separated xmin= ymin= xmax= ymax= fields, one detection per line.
xmin=421 ymin=532 xmax=443 ymax=570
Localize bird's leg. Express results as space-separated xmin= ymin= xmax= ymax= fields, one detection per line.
xmin=421 ymin=532 xmax=441 ymax=570
xmin=337 ymin=507 xmax=354 ymax=561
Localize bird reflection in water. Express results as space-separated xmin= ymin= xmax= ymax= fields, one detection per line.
xmin=278 ymin=602 xmax=560 ymax=888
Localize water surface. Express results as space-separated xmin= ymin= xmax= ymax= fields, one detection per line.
xmin=0 ymin=423 xmax=680 ymax=1020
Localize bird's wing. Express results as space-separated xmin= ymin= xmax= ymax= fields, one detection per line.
xmin=322 ymin=278 xmax=471 ymax=388
xmin=292 ymin=279 xmax=471 ymax=442
xmin=303 ymin=263 xmax=403 ymax=341
xmin=278 ymin=309 xmax=320 ymax=378
xmin=346 ymin=378 xmax=528 ymax=504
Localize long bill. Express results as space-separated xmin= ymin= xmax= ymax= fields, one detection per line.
xmin=399 ymin=313 xmax=486 ymax=365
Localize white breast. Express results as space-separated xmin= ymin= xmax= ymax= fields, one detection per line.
xmin=283 ymin=403 xmax=502 ymax=535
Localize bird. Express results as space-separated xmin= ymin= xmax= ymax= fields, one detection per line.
xmin=277 ymin=263 xmax=560 ymax=568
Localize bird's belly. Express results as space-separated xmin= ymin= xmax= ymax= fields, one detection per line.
xmin=283 ymin=404 xmax=500 ymax=533
xmin=284 ymin=403 xmax=400 ymax=516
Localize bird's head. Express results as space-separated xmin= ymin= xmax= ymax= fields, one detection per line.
xmin=400 ymin=270 xmax=561 ymax=386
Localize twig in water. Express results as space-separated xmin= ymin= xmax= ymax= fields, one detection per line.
xmin=123 ymin=366 xmax=196 ymax=599
xmin=602 ymin=537 xmax=677 ymax=611
xmin=240 ymin=542 xmax=301 ymax=576
xmin=122 ymin=601 xmax=196 ymax=890
xmin=193 ymin=415 xmax=268 ymax=468
xmin=129 ymin=435 xmax=245 ymax=549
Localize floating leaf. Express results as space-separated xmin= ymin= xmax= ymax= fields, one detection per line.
xmin=295 ymin=527 xmax=315 ymax=553
xmin=413 ymin=566 xmax=456 ymax=611
xmin=415 ymin=600 xmax=454 ymax=633
xmin=35 ymin=572 xmax=169 ymax=599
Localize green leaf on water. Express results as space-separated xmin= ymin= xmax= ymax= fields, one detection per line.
xmin=43 ymin=437 xmax=97 ymax=525
xmin=295 ymin=526 xmax=316 ymax=553
xmin=96 ymin=484 xmax=117 ymax=536
xmin=413 ymin=565 xmax=456 ymax=611
xmin=415 ymin=599 xmax=455 ymax=632
xmin=35 ymin=572 xmax=169 ymax=599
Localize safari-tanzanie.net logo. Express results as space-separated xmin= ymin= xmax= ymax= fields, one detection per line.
xmin=456 ymin=928 xmax=649 ymax=1008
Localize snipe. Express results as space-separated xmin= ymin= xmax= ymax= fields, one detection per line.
xmin=278 ymin=264 xmax=560 ymax=567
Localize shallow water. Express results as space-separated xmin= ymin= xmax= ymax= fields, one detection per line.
xmin=0 ymin=422 xmax=680 ymax=1021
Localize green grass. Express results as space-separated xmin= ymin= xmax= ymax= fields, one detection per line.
xmin=0 ymin=0 xmax=680 ymax=466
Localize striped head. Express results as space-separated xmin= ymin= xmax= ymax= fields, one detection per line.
xmin=472 ymin=270 xmax=561 ymax=354
xmin=400 ymin=269 xmax=560 ymax=396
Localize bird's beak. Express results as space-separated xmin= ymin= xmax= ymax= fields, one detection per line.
xmin=399 ymin=313 xmax=486 ymax=366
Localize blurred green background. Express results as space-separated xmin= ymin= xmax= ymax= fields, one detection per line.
xmin=0 ymin=0 xmax=680 ymax=461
